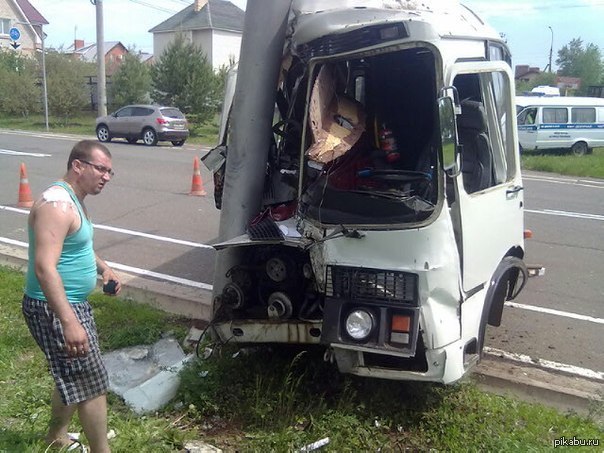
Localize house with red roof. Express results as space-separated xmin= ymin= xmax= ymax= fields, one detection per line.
xmin=65 ymin=39 xmax=130 ymax=75
xmin=0 ymin=0 xmax=47 ymax=56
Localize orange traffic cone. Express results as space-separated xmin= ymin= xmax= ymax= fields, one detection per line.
xmin=189 ymin=157 xmax=206 ymax=196
xmin=17 ymin=163 xmax=34 ymax=208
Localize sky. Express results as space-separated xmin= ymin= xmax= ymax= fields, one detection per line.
xmin=35 ymin=0 xmax=604 ymax=71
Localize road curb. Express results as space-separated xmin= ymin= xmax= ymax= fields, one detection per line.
xmin=0 ymin=245 xmax=601 ymax=420
xmin=473 ymin=354 xmax=603 ymax=420
xmin=0 ymin=243 xmax=213 ymax=320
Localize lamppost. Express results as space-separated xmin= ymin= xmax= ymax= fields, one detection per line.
xmin=16 ymin=21 xmax=49 ymax=131
xmin=548 ymin=26 xmax=553 ymax=73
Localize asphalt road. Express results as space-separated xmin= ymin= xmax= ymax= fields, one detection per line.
xmin=1 ymin=130 xmax=602 ymax=376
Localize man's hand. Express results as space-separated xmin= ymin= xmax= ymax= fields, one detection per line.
xmin=62 ymin=320 xmax=90 ymax=356
xmin=100 ymin=268 xmax=121 ymax=295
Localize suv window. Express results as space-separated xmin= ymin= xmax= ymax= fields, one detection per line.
xmin=116 ymin=107 xmax=134 ymax=118
xmin=160 ymin=108 xmax=185 ymax=119
xmin=133 ymin=107 xmax=154 ymax=116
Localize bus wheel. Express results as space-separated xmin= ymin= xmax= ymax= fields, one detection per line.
xmin=571 ymin=141 xmax=588 ymax=156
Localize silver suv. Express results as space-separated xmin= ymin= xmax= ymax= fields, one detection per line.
xmin=96 ymin=105 xmax=189 ymax=146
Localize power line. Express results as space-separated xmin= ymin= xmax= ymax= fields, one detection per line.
xmin=125 ymin=0 xmax=179 ymax=14
xmin=163 ymin=0 xmax=192 ymax=6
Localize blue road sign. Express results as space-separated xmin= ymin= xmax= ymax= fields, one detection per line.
xmin=9 ymin=27 xmax=20 ymax=41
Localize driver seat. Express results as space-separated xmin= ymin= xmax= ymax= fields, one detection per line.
xmin=457 ymin=100 xmax=494 ymax=193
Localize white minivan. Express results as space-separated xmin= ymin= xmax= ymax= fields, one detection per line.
xmin=516 ymin=96 xmax=604 ymax=155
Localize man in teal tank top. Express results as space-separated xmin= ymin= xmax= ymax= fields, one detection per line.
xmin=22 ymin=140 xmax=120 ymax=453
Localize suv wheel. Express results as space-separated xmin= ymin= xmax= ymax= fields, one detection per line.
xmin=142 ymin=128 xmax=158 ymax=146
xmin=171 ymin=140 xmax=185 ymax=147
xmin=96 ymin=125 xmax=111 ymax=142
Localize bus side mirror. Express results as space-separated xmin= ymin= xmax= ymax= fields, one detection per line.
xmin=438 ymin=96 xmax=460 ymax=176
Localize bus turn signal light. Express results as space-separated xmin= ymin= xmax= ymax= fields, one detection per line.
xmin=391 ymin=314 xmax=410 ymax=332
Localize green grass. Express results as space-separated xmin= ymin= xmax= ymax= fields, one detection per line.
xmin=1 ymin=265 xmax=602 ymax=451
xmin=0 ymin=265 xmax=196 ymax=452
xmin=0 ymin=112 xmax=97 ymax=136
xmin=0 ymin=112 xmax=220 ymax=147
xmin=522 ymin=147 xmax=604 ymax=179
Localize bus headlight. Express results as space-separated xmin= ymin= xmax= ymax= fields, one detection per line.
xmin=344 ymin=309 xmax=375 ymax=341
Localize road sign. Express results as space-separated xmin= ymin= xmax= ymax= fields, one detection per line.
xmin=9 ymin=27 xmax=20 ymax=41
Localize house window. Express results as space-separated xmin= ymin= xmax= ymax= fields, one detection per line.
xmin=0 ymin=18 xmax=11 ymax=35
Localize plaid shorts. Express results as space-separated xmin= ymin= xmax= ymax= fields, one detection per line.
xmin=22 ymin=295 xmax=109 ymax=406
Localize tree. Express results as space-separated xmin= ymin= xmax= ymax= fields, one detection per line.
xmin=44 ymin=51 xmax=93 ymax=123
xmin=515 ymin=72 xmax=557 ymax=95
xmin=151 ymin=35 xmax=221 ymax=124
xmin=108 ymin=51 xmax=152 ymax=109
xmin=0 ymin=49 xmax=41 ymax=116
xmin=556 ymin=38 xmax=604 ymax=95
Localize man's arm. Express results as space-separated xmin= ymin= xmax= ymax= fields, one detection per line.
xmin=96 ymin=254 xmax=121 ymax=295
xmin=32 ymin=202 xmax=89 ymax=356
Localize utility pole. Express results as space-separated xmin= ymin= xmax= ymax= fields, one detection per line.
xmin=39 ymin=24 xmax=49 ymax=131
xmin=92 ymin=0 xmax=107 ymax=116
xmin=548 ymin=26 xmax=553 ymax=73
xmin=212 ymin=0 xmax=293 ymax=307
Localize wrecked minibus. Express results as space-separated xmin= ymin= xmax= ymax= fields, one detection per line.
xmin=203 ymin=0 xmax=532 ymax=384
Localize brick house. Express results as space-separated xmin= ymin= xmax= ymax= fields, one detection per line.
xmin=514 ymin=65 xmax=542 ymax=83
xmin=0 ymin=0 xmax=47 ymax=56
xmin=66 ymin=39 xmax=129 ymax=75
xmin=149 ymin=0 xmax=244 ymax=71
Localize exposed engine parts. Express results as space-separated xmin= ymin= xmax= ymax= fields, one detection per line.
xmin=218 ymin=246 xmax=321 ymax=322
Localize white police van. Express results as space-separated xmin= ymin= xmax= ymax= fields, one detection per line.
xmin=517 ymin=96 xmax=604 ymax=155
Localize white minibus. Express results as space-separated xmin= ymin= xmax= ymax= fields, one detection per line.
xmin=516 ymin=96 xmax=604 ymax=155
xmin=205 ymin=0 xmax=536 ymax=385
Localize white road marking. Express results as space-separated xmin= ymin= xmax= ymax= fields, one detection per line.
xmin=105 ymin=261 xmax=213 ymax=290
xmin=96 ymin=224 xmax=214 ymax=249
xmin=0 ymin=237 xmax=212 ymax=290
xmin=0 ymin=129 xmax=90 ymax=141
xmin=525 ymin=208 xmax=604 ymax=222
xmin=0 ymin=148 xmax=52 ymax=157
xmin=0 ymin=205 xmax=214 ymax=249
xmin=524 ymin=174 xmax=604 ymax=189
xmin=0 ymin=130 xmax=210 ymax=151
xmin=505 ymin=301 xmax=603 ymax=325
xmin=0 ymin=237 xmax=27 ymax=248
xmin=484 ymin=347 xmax=604 ymax=381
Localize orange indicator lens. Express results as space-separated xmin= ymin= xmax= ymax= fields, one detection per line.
xmin=391 ymin=315 xmax=410 ymax=332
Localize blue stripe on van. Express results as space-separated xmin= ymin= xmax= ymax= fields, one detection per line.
xmin=539 ymin=123 xmax=604 ymax=130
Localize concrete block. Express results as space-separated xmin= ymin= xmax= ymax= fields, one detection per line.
xmin=122 ymin=354 xmax=194 ymax=414
xmin=103 ymin=338 xmax=194 ymax=414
